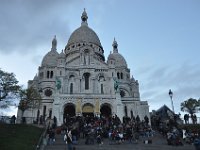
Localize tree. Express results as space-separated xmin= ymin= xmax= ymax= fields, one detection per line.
xmin=0 ymin=68 xmax=20 ymax=108
xmin=18 ymin=87 xmax=41 ymax=123
xmin=181 ymin=98 xmax=200 ymax=115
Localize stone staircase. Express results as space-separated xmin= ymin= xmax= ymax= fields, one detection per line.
xmin=44 ymin=132 xmax=194 ymax=150
xmin=44 ymin=134 xmax=66 ymax=150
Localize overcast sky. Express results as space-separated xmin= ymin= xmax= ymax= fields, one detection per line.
xmin=0 ymin=0 xmax=200 ymax=117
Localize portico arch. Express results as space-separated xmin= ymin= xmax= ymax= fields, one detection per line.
xmin=100 ymin=103 xmax=112 ymax=118
xmin=82 ymin=103 xmax=94 ymax=117
xmin=63 ymin=103 xmax=75 ymax=118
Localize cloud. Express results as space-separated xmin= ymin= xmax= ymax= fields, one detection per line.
xmin=139 ymin=62 xmax=200 ymax=112
xmin=142 ymin=63 xmax=200 ymax=91
xmin=0 ymin=0 xmax=78 ymax=55
xmin=0 ymin=106 xmax=18 ymax=116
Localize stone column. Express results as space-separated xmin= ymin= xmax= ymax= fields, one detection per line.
xmin=52 ymin=92 xmax=62 ymax=126
xmin=76 ymin=99 xmax=82 ymax=116
xmin=92 ymin=78 xmax=95 ymax=93
xmin=115 ymin=92 xmax=124 ymax=122
xmin=95 ymin=98 xmax=100 ymax=116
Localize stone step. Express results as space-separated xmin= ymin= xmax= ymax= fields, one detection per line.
xmin=44 ymin=133 xmax=194 ymax=150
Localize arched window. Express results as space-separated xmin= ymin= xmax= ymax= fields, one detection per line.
xmin=69 ymin=75 xmax=75 ymax=94
xmin=43 ymin=105 xmax=46 ymax=121
xmin=39 ymin=72 xmax=44 ymax=79
xmin=49 ymin=109 xmax=52 ymax=118
xmin=70 ymin=83 xmax=73 ymax=94
xmin=36 ymin=109 xmax=40 ymax=123
xmin=131 ymin=110 xmax=134 ymax=119
xmin=45 ymin=89 xmax=52 ymax=97
xmin=99 ymin=75 xmax=104 ymax=82
xmin=69 ymin=75 xmax=75 ymax=80
xmin=121 ymin=72 xmax=123 ymax=79
xmin=47 ymin=71 xmax=50 ymax=78
xmin=50 ymin=71 xmax=53 ymax=78
xmin=101 ymin=84 xmax=104 ymax=94
xmin=84 ymin=73 xmax=90 ymax=90
xmin=124 ymin=106 xmax=127 ymax=117
xmin=120 ymin=90 xmax=125 ymax=97
xmin=117 ymin=72 xmax=120 ymax=79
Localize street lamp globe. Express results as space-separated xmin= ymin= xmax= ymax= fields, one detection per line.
xmin=168 ymin=89 xmax=174 ymax=113
xmin=169 ymin=89 xmax=173 ymax=99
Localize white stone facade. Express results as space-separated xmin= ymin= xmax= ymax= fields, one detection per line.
xmin=17 ymin=10 xmax=150 ymax=126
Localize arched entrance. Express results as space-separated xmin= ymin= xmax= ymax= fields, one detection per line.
xmin=64 ymin=103 xmax=75 ymax=118
xmin=100 ymin=104 xmax=111 ymax=118
xmin=82 ymin=103 xmax=94 ymax=117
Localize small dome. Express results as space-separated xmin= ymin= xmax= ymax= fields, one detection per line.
xmin=59 ymin=50 xmax=65 ymax=58
xmin=107 ymin=38 xmax=127 ymax=67
xmin=41 ymin=50 xmax=59 ymax=67
xmin=41 ymin=36 xmax=59 ymax=67
xmin=108 ymin=52 xmax=127 ymax=67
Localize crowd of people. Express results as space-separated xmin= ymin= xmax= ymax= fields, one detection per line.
xmin=46 ymin=114 xmax=154 ymax=149
xmin=151 ymin=112 xmax=200 ymax=147
xmin=45 ymin=113 xmax=200 ymax=150
xmin=184 ymin=113 xmax=198 ymax=124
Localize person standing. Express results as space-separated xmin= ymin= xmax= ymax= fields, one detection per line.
xmin=11 ymin=115 xmax=16 ymax=124
xmin=48 ymin=128 xmax=55 ymax=145
xmin=64 ymin=130 xmax=73 ymax=150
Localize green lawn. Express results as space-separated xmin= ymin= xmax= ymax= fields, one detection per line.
xmin=0 ymin=124 xmax=44 ymax=150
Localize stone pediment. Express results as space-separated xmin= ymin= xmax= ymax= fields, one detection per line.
xmin=92 ymin=57 xmax=108 ymax=68
xmin=66 ymin=53 xmax=108 ymax=68
xmin=66 ymin=56 xmax=80 ymax=66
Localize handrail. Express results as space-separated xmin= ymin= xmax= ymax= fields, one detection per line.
xmin=35 ymin=123 xmax=49 ymax=150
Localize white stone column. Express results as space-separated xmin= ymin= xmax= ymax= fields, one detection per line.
xmin=52 ymin=92 xmax=62 ymax=126
xmin=92 ymin=78 xmax=95 ymax=93
xmin=115 ymin=92 xmax=124 ymax=121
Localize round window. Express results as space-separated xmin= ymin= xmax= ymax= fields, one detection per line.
xmin=45 ymin=89 xmax=52 ymax=97
xmin=120 ymin=90 xmax=125 ymax=97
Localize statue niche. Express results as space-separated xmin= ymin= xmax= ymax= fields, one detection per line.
xmin=83 ymin=49 xmax=90 ymax=65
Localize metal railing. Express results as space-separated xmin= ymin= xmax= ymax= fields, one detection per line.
xmin=181 ymin=117 xmax=200 ymax=124
xmin=35 ymin=124 xmax=48 ymax=150
xmin=0 ymin=116 xmax=11 ymax=124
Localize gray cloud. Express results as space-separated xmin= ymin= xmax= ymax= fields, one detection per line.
xmin=139 ymin=62 xmax=200 ymax=111
xmin=142 ymin=63 xmax=200 ymax=90
xmin=0 ymin=0 xmax=78 ymax=55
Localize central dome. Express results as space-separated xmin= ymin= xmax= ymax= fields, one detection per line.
xmin=67 ymin=25 xmax=102 ymax=47
xmin=66 ymin=9 xmax=102 ymax=48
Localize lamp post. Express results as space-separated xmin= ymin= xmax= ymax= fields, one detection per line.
xmin=168 ymin=89 xmax=175 ymax=113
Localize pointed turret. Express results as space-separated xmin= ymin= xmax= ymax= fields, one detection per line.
xmin=51 ymin=35 xmax=57 ymax=51
xmin=112 ymin=38 xmax=118 ymax=53
xmin=108 ymin=38 xmax=127 ymax=67
xmin=131 ymin=75 xmax=135 ymax=81
xmin=41 ymin=36 xmax=59 ymax=67
xmin=59 ymin=49 xmax=65 ymax=58
xmin=81 ymin=8 xmax=88 ymax=26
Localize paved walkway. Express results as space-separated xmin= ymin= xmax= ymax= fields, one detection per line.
xmin=44 ymin=132 xmax=195 ymax=150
